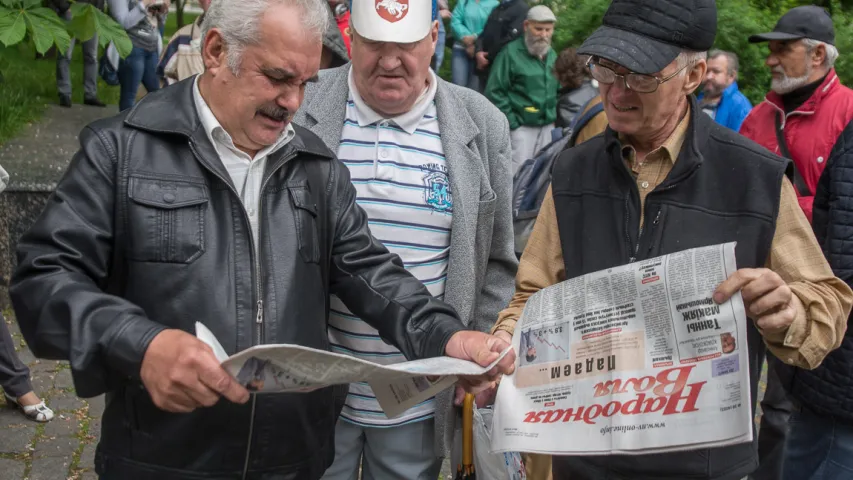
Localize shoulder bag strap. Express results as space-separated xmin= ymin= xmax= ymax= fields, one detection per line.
xmin=775 ymin=110 xmax=812 ymax=197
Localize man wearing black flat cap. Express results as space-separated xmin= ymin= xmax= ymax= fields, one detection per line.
xmin=489 ymin=0 xmax=853 ymax=479
xmin=740 ymin=6 xmax=853 ymax=480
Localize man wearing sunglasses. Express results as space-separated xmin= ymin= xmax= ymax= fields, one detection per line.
xmin=490 ymin=0 xmax=853 ymax=478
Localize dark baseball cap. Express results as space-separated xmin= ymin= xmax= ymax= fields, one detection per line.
xmin=748 ymin=6 xmax=835 ymax=46
xmin=578 ymin=0 xmax=716 ymax=75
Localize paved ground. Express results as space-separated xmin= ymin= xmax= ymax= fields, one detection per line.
xmin=0 ymin=314 xmax=100 ymax=480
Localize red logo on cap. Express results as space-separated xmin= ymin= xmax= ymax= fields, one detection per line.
xmin=375 ymin=0 xmax=409 ymax=23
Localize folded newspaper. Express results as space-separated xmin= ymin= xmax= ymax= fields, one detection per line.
xmin=196 ymin=322 xmax=510 ymax=418
xmin=492 ymin=242 xmax=753 ymax=456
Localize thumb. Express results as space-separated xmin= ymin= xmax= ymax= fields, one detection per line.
xmin=454 ymin=385 xmax=466 ymax=406
xmin=196 ymin=351 xmax=250 ymax=404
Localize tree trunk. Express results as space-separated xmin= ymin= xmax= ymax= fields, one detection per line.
xmin=176 ymin=0 xmax=185 ymax=28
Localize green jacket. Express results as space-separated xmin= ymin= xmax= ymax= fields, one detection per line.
xmin=485 ymin=37 xmax=559 ymax=129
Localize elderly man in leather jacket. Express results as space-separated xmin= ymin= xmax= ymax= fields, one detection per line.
xmin=9 ymin=1 xmax=514 ymax=479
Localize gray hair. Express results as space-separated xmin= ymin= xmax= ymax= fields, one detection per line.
xmin=708 ymin=49 xmax=739 ymax=76
xmin=675 ymin=49 xmax=708 ymax=76
xmin=802 ymin=38 xmax=839 ymax=68
xmin=201 ymin=0 xmax=330 ymax=74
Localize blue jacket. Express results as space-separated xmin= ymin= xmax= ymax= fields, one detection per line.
xmin=697 ymin=81 xmax=752 ymax=132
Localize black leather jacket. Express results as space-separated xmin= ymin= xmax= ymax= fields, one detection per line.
xmin=10 ymin=79 xmax=465 ymax=480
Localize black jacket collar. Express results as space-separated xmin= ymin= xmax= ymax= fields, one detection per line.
xmin=122 ymin=76 xmax=335 ymax=161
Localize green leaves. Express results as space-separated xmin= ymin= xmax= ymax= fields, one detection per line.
xmin=0 ymin=3 xmax=70 ymax=54
xmin=0 ymin=8 xmax=27 ymax=48
xmin=67 ymin=3 xmax=132 ymax=57
xmin=0 ymin=0 xmax=131 ymax=57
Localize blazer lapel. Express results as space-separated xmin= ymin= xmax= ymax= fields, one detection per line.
xmin=435 ymin=80 xmax=483 ymax=325
xmin=299 ymin=65 xmax=351 ymax=152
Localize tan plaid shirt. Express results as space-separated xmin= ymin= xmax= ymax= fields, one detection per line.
xmin=493 ymin=109 xmax=853 ymax=370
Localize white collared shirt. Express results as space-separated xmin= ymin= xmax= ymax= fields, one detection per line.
xmin=192 ymin=77 xmax=295 ymax=253
xmin=328 ymin=69 xmax=452 ymax=427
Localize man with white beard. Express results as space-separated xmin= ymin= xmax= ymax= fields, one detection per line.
xmin=739 ymin=6 xmax=853 ymax=480
xmin=485 ymin=5 xmax=559 ymax=175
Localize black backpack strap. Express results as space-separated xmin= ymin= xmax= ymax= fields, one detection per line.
xmin=775 ymin=110 xmax=812 ymax=197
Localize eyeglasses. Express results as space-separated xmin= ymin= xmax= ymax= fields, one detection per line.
xmin=586 ymin=58 xmax=691 ymax=93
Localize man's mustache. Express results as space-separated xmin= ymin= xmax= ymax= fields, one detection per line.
xmin=257 ymin=103 xmax=290 ymax=122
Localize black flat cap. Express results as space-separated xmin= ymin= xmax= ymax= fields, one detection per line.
xmin=578 ymin=0 xmax=717 ymax=75
xmin=748 ymin=5 xmax=835 ymax=46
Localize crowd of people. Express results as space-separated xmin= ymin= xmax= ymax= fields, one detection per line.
xmin=3 ymin=0 xmax=853 ymax=479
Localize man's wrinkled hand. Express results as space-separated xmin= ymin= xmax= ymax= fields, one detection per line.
xmin=445 ymin=331 xmax=516 ymax=395
xmin=714 ymin=268 xmax=797 ymax=331
xmin=140 ymin=329 xmax=250 ymax=413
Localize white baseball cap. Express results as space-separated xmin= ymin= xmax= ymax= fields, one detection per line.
xmin=350 ymin=0 xmax=434 ymax=43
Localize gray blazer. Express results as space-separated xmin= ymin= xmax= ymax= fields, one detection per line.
xmin=295 ymin=65 xmax=518 ymax=457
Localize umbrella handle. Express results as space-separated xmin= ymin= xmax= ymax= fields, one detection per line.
xmin=463 ymin=393 xmax=474 ymax=467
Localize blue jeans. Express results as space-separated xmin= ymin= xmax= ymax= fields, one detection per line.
xmin=782 ymin=406 xmax=853 ymax=480
xmin=433 ymin=20 xmax=446 ymax=72
xmin=118 ymin=46 xmax=160 ymax=111
xmin=451 ymin=44 xmax=479 ymax=90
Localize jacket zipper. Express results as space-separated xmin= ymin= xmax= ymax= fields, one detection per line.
xmin=189 ymin=141 xmax=297 ymax=480
xmin=241 ymin=150 xmax=298 ymax=480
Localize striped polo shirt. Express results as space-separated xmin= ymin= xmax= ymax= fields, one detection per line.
xmin=329 ymin=69 xmax=452 ymax=427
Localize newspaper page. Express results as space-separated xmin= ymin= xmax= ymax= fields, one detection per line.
xmin=195 ymin=322 xmax=510 ymax=419
xmin=491 ymin=242 xmax=752 ymax=456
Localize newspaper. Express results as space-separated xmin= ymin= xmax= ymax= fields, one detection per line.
xmin=491 ymin=242 xmax=753 ymax=456
xmin=196 ymin=322 xmax=510 ymax=418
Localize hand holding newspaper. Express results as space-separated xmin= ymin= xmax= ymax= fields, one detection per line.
xmin=492 ymin=242 xmax=753 ymax=456
xmin=196 ymin=323 xmax=511 ymax=418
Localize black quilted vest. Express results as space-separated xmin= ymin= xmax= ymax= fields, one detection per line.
xmin=549 ymin=98 xmax=789 ymax=480
xmin=777 ymin=119 xmax=853 ymax=422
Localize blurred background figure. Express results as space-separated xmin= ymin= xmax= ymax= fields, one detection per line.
xmin=553 ymin=48 xmax=598 ymax=129
xmin=697 ymin=50 xmax=752 ymax=131
xmin=485 ymin=5 xmax=558 ymax=175
xmin=451 ymin=0 xmax=499 ymax=90
xmin=434 ymin=0 xmax=451 ymax=71
xmin=109 ymin=0 xmax=166 ymax=111
xmin=157 ymin=0 xmax=210 ymax=85
xmin=49 ymin=0 xmax=107 ymax=108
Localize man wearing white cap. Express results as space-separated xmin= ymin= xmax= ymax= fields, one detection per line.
xmin=485 ymin=4 xmax=559 ymax=175
xmin=295 ymin=0 xmax=517 ymax=478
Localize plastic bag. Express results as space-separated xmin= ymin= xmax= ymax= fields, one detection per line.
xmin=450 ymin=407 xmax=527 ymax=480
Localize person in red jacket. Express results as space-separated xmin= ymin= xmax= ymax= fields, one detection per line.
xmin=738 ymin=6 xmax=853 ymax=480
xmin=740 ymin=6 xmax=853 ymax=223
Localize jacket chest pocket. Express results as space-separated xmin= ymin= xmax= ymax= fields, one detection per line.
xmin=288 ymin=185 xmax=320 ymax=264
xmin=127 ymin=177 xmax=209 ymax=264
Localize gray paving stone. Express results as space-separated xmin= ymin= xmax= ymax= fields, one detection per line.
xmin=16 ymin=347 xmax=36 ymax=366
xmin=80 ymin=469 xmax=98 ymax=480
xmin=44 ymin=414 xmax=79 ymax=438
xmin=0 ymin=424 xmax=36 ymax=453
xmin=54 ymin=368 xmax=74 ymax=390
xmin=33 ymin=434 xmax=80 ymax=458
xmin=30 ymin=374 xmax=53 ymax=394
xmin=48 ymin=392 xmax=85 ymax=412
xmin=0 ymin=408 xmax=28 ymax=428
xmin=79 ymin=441 xmax=97 ymax=471
xmin=29 ymin=454 xmax=73 ymax=480
xmin=0 ymin=457 xmax=26 ymax=480
xmin=85 ymin=395 xmax=105 ymax=417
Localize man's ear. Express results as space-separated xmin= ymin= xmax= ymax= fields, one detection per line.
xmin=430 ymin=20 xmax=439 ymax=48
xmin=684 ymin=59 xmax=707 ymax=94
xmin=811 ymin=43 xmax=827 ymax=69
xmin=202 ymin=28 xmax=228 ymax=72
